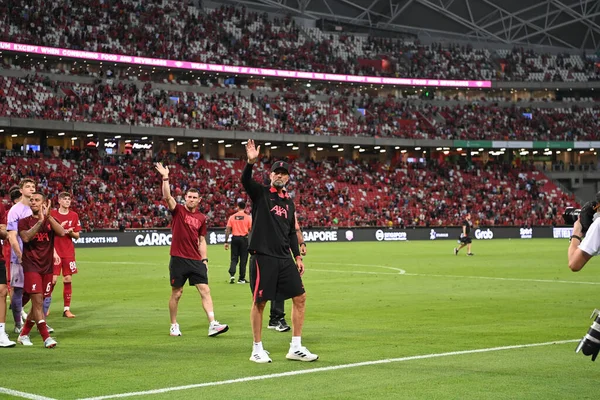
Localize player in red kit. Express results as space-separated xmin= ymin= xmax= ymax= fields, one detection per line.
xmin=49 ymin=192 xmax=81 ymax=318
xmin=16 ymin=192 xmax=66 ymax=348
xmin=155 ymin=162 xmax=229 ymax=338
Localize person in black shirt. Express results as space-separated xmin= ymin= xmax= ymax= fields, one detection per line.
xmin=242 ymin=140 xmax=318 ymax=363
xmin=454 ymin=213 xmax=474 ymax=256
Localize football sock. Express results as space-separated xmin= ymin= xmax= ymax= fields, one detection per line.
xmin=36 ymin=320 xmax=50 ymax=341
xmin=20 ymin=319 xmax=34 ymax=336
xmin=291 ymin=336 xmax=302 ymax=348
xmin=253 ymin=341 xmax=264 ymax=353
xmin=0 ymin=323 xmax=5 ymax=335
xmin=64 ymin=282 xmax=72 ymax=308
xmin=43 ymin=297 xmax=52 ymax=316
xmin=11 ymin=288 xmax=23 ymax=326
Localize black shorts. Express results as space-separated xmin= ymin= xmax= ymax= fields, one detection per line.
xmin=0 ymin=260 xmax=6 ymax=285
xmin=169 ymin=256 xmax=208 ymax=287
xmin=249 ymin=254 xmax=305 ymax=303
xmin=460 ymin=236 xmax=472 ymax=244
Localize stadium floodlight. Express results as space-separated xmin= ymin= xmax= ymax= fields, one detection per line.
xmin=338 ymin=148 xmax=344 ymax=152
xmin=287 ymin=143 xmax=294 ymax=147
xmin=443 ymin=151 xmax=449 ymax=155
xmin=436 ymin=147 xmax=442 ymax=151
xmin=11 ymin=134 xmax=17 ymax=137
xmin=567 ymin=148 xmax=572 ymax=151
xmin=292 ymin=146 xmax=299 ymax=150
xmin=0 ymin=129 xmax=4 ymax=133
xmin=141 ymin=136 xmax=148 ymax=140
xmin=501 ymin=148 xmax=506 ymax=151
xmin=177 ymin=142 xmax=184 ymax=146
xmin=545 ymin=148 xmax=550 ymax=151
xmin=71 ymin=137 xmax=77 ymax=141
xmin=478 ymin=148 xmax=484 ymax=151
xmin=87 ymin=134 xmax=93 ymax=137
xmin=241 ymin=141 xmax=247 ymax=145
xmin=114 ymin=135 xmax=121 ymax=139
xmin=264 ymin=142 xmax=271 ymax=146
xmin=308 ymin=144 xmax=315 ymax=148
xmin=456 ymin=148 xmax=462 ymax=151
xmin=28 ymin=130 xmax=34 ymax=134
xmin=591 ymin=148 xmax=595 ymax=151
xmin=380 ymin=149 xmax=386 ymax=153
xmin=556 ymin=151 xmax=561 ymax=154
xmin=125 ymin=140 xmax=131 ymax=143
xmin=58 ymin=132 xmax=65 ymax=136
xmin=167 ymin=138 xmax=174 ymax=141
xmin=271 ymin=146 xmax=278 ymax=149
xmin=218 ymin=140 xmax=225 ymax=144
xmin=332 ymin=145 xmax=339 ymax=148
xmin=443 ymin=147 xmax=450 ymax=150
xmin=316 ymin=147 xmax=323 ymax=151
xmin=415 ymin=147 xmax=421 ymax=151
xmin=192 ymin=139 xmax=199 ymax=143
xmin=225 ymin=144 xmax=232 ymax=148
xmin=354 ymin=145 xmax=360 ymax=149
xmin=580 ymin=150 xmax=585 ymax=154
xmin=359 ymin=149 xmax=365 ymax=153
xmin=374 ymin=146 xmax=380 ymax=150
xmin=533 ymin=151 xmax=538 ymax=154
xmin=395 ymin=146 xmax=400 ymax=150
xmin=401 ymin=150 xmax=407 ymax=153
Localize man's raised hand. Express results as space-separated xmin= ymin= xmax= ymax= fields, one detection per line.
xmin=155 ymin=162 xmax=169 ymax=178
xmin=246 ymin=139 xmax=260 ymax=164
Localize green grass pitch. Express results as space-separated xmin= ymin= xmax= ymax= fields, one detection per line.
xmin=1 ymin=239 xmax=599 ymax=399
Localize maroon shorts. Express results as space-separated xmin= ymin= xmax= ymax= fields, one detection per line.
xmin=53 ymin=257 xmax=78 ymax=276
xmin=24 ymin=272 xmax=53 ymax=296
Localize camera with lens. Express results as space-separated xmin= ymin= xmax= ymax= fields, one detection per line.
xmin=563 ymin=199 xmax=600 ymax=234
xmin=575 ymin=309 xmax=600 ymax=361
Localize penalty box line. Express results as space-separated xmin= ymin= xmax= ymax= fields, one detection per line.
xmin=77 ymin=339 xmax=578 ymax=400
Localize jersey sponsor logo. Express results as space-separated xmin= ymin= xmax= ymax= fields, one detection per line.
xmin=134 ymin=233 xmax=172 ymax=246
xmin=35 ymin=232 xmax=50 ymax=242
xmin=302 ymin=230 xmax=338 ymax=242
xmin=375 ymin=229 xmax=407 ymax=241
xmin=474 ymin=228 xmax=494 ymax=240
xmin=270 ymin=205 xmax=288 ymax=219
xmin=519 ymin=228 xmax=533 ymax=239
xmin=184 ymin=215 xmax=201 ymax=230
xmin=234 ymin=215 xmax=245 ymax=220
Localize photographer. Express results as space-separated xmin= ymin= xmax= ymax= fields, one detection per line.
xmin=567 ymin=202 xmax=600 ymax=271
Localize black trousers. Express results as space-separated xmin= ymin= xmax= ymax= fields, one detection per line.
xmin=229 ymin=236 xmax=249 ymax=279
xmin=269 ymin=300 xmax=285 ymax=323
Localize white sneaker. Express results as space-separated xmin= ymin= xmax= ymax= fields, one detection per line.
xmin=21 ymin=310 xmax=27 ymax=320
xmin=17 ymin=335 xmax=33 ymax=346
xmin=44 ymin=337 xmax=57 ymax=348
xmin=208 ymin=321 xmax=229 ymax=337
xmin=0 ymin=333 xmax=16 ymax=348
xmin=13 ymin=326 xmax=22 ymax=335
xmin=249 ymin=349 xmax=272 ymax=363
xmin=46 ymin=324 xmax=55 ymax=334
xmin=170 ymin=323 xmax=182 ymax=336
xmin=286 ymin=346 xmax=319 ymax=362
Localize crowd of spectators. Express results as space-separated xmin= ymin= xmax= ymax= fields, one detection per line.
xmin=0 ymin=150 xmax=577 ymax=230
xmin=0 ymin=1 xmax=598 ymax=82
xmin=1 ymin=74 xmax=598 ymax=140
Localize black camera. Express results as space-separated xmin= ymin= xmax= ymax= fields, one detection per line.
xmin=563 ymin=207 xmax=581 ymax=226
xmin=575 ymin=309 xmax=600 ymax=361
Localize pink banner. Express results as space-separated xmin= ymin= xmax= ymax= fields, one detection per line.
xmin=0 ymin=41 xmax=493 ymax=88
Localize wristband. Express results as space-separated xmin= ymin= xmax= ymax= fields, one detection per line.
xmin=299 ymin=242 xmax=306 ymax=246
xmin=162 ymin=178 xmax=169 ymax=181
xmin=570 ymin=235 xmax=582 ymax=243
xmin=201 ymin=258 xmax=209 ymax=263
xmin=295 ymin=255 xmax=302 ymax=261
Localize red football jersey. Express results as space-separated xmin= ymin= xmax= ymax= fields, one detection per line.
xmin=50 ymin=209 xmax=81 ymax=258
xmin=169 ymin=204 xmax=207 ymax=261
xmin=0 ymin=203 xmax=9 ymax=265
xmin=18 ymin=215 xmax=55 ymax=274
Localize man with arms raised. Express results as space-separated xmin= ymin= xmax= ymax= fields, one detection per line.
xmin=49 ymin=192 xmax=81 ymax=318
xmin=7 ymin=179 xmax=35 ymax=333
xmin=155 ymin=162 xmax=229 ymax=338
xmin=242 ymin=140 xmax=318 ymax=363
xmin=17 ymin=192 xmax=65 ymax=348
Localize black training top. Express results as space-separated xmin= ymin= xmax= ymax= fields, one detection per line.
xmin=463 ymin=219 xmax=472 ymax=236
xmin=241 ymin=163 xmax=300 ymax=259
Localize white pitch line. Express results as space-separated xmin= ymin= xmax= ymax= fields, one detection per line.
xmin=77 ymin=339 xmax=578 ymax=400
xmin=85 ymin=260 xmax=600 ymax=285
xmin=0 ymin=387 xmax=57 ymax=400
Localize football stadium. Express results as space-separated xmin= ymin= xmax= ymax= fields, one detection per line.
xmin=1 ymin=0 xmax=600 ymax=398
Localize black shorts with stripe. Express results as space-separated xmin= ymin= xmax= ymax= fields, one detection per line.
xmin=460 ymin=236 xmax=472 ymax=244
xmin=249 ymin=253 xmax=305 ymax=303
xmin=169 ymin=256 xmax=208 ymax=287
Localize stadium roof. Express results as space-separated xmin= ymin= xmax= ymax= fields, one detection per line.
xmin=219 ymin=0 xmax=600 ymax=51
